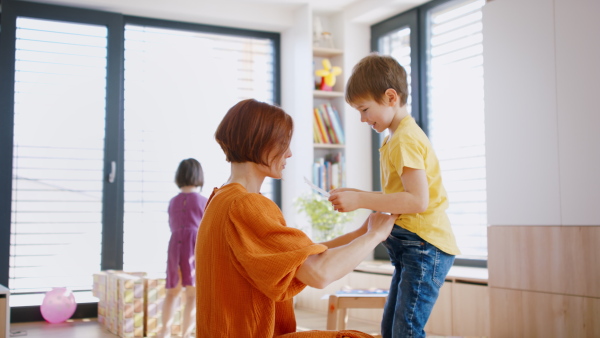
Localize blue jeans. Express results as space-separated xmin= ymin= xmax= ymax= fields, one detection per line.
xmin=381 ymin=225 xmax=455 ymax=338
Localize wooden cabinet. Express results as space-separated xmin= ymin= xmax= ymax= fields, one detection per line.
xmin=426 ymin=267 xmax=490 ymax=337
xmin=424 ymin=280 xmax=490 ymax=337
xmin=295 ymin=262 xmax=490 ymax=337
xmin=426 ymin=282 xmax=453 ymax=334
xmin=0 ymin=285 xmax=9 ymax=338
xmin=451 ymin=282 xmax=490 ymax=336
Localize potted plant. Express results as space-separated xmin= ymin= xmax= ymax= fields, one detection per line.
xmin=294 ymin=193 xmax=354 ymax=242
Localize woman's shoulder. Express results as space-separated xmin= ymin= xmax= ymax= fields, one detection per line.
xmin=211 ymin=184 xmax=275 ymax=207
xmin=233 ymin=189 xmax=277 ymax=211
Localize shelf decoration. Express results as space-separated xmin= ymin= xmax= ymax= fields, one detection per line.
xmin=315 ymin=58 xmax=342 ymax=91
xmin=295 ymin=191 xmax=353 ymax=242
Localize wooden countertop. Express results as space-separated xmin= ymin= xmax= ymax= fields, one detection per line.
xmin=354 ymin=260 xmax=488 ymax=285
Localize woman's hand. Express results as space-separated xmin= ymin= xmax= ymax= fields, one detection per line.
xmin=328 ymin=190 xmax=361 ymax=212
xmin=366 ymin=212 xmax=397 ymax=242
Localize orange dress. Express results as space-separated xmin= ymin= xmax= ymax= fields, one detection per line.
xmin=195 ymin=183 xmax=373 ymax=338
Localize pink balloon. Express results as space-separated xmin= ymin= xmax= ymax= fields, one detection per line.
xmin=40 ymin=287 xmax=77 ymax=323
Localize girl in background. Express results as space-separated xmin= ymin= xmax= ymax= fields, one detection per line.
xmin=160 ymin=158 xmax=208 ymax=338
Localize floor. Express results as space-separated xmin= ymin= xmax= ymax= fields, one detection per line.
xmin=8 ymin=308 xmax=382 ymax=338
xmin=8 ymin=309 xmax=461 ymax=337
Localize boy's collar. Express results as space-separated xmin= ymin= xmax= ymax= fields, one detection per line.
xmin=387 ymin=112 xmax=411 ymax=136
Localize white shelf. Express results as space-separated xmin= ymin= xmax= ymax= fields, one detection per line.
xmin=314 ymin=143 xmax=345 ymax=149
xmin=313 ymin=47 xmax=344 ymax=57
xmin=313 ymin=90 xmax=344 ymax=98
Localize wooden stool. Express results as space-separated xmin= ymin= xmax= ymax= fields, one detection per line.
xmin=326 ymin=293 xmax=388 ymax=330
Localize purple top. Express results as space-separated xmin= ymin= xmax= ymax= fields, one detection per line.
xmin=166 ymin=192 xmax=208 ymax=288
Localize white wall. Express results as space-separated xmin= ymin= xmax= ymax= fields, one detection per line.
xmin=29 ymin=0 xmax=298 ymax=32
xmin=483 ymin=0 xmax=600 ymax=226
xmin=554 ymin=0 xmax=600 ymax=225
xmin=338 ymin=10 xmax=376 ymax=231
xmin=281 ymin=5 xmax=314 ymax=231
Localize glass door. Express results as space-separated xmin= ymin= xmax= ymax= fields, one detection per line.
xmin=10 ymin=17 xmax=109 ymax=293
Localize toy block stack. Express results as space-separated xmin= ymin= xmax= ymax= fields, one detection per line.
xmin=93 ymin=271 xmax=147 ymax=338
xmin=93 ymin=271 xmax=192 ymax=337
xmin=92 ymin=271 xmax=108 ymax=325
xmin=144 ymin=276 xmax=184 ymax=337
xmin=115 ymin=273 xmax=145 ymax=337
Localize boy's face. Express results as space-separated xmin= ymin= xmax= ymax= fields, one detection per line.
xmin=351 ymin=96 xmax=395 ymax=133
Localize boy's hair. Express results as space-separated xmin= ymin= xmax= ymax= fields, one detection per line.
xmin=346 ymin=53 xmax=409 ymax=106
xmin=215 ymin=99 xmax=293 ymax=166
xmin=175 ymin=158 xmax=204 ymax=188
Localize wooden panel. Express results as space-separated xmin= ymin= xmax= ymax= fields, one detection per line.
xmin=490 ymin=288 xmax=600 ymax=338
xmin=0 ymin=296 xmax=7 ymax=338
xmin=0 ymin=285 xmax=8 ymax=338
xmin=555 ymin=0 xmax=600 ymax=225
xmin=488 ymin=226 xmax=600 ymax=298
xmin=424 ymin=282 xmax=453 ymax=336
xmin=483 ymin=0 xmax=561 ymax=226
xmin=452 ymin=283 xmax=489 ymax=337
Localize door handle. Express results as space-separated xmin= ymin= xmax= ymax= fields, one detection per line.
xmin=108 ymin=161 xmax=116 ymax=183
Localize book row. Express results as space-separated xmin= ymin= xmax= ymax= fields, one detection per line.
xmin=313 ymin=103 xmax=345 ymax=144
xmin=313 ymin=152 xmax=345 ymax=191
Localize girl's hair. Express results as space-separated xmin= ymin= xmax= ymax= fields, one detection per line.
xmin=215 ymin=99 xmax=293 ymax=166
xmin=345 ymin=53 xmax=409 ymax=106
xmin=175 ymin=158 xmax=204 ymax=188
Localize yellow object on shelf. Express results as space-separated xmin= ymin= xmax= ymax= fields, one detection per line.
xmin=315 ymin=58 xmax=342 ymax=89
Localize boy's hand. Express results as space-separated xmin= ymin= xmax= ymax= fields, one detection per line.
xmin=329 ymin=191 xmax=361 ymax=212
xmin=367 ymin=212 xmax=397 ymax=242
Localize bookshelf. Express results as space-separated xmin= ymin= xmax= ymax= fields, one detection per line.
xmin=312 ymin=46 xmax=346 ymax=191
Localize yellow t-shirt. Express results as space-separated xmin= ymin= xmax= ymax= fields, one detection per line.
xmin=379 ymin=116 xmax=460 ymax=255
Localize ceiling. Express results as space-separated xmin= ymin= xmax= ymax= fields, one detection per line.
xmin=14 ymin=0 xmax=429 ymax=31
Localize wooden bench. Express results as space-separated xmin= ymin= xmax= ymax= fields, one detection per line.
xmin=326 ymin=293 xmax=388 ymax=330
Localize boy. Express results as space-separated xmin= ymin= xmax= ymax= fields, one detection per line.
xmin=328 ymin=54 xmax=460 ymax=338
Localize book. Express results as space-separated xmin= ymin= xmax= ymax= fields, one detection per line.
xmin=313 ymin=108 xmax=331 ymax=143
xmin=324 ymin=103 xmax=345 ymax=144
xmin=313 ymin=116 xmax=323 ymax=143
xmin=335 ymin=288 xmax=389 ymax=296
xmin=313 ymin=152 xmax=345 ymax=190
xmin=318 ymin=105 xmax=339 ymax=144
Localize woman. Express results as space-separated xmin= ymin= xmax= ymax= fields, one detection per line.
xmin=195 ymin=99 xmax=396 ymax=337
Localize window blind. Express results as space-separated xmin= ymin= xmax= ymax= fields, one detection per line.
xmin=10 ymin=17 xmax=108 ymax=293
xmin=379 ymin=26 xmax=412 ymax=116
xmin=122 ymin=24 xmax=277 ymax=275
xmin=426 ymin=0 xmax=487 ymax=259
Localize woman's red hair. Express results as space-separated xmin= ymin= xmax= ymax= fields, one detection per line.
xmin=215 ymin=99 xmax=293 ymax=166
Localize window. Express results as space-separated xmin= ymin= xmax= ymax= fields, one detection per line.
xmin=0 ymin=1 xmax=280 ymax=303
xmin=122 ymin=22 xmax=277 ymax=275
xmin=9 ymin=17 xmax=108 ymax=293
xmin=372 ymin=0 xmax=487 ymax=263
xmin=426 ymin=0 xmax=486 ymax=259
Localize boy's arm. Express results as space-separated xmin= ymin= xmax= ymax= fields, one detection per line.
xmin=330 ymin=187 xmax=382 ymax=194
xmin=329 ymin=167 xmax=429 ymax=214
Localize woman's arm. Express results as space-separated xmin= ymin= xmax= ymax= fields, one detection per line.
xmin=295 ymin=212 xmax=396 ymax=289
xmin=318 ymin=217 xmax=368 ymax=249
